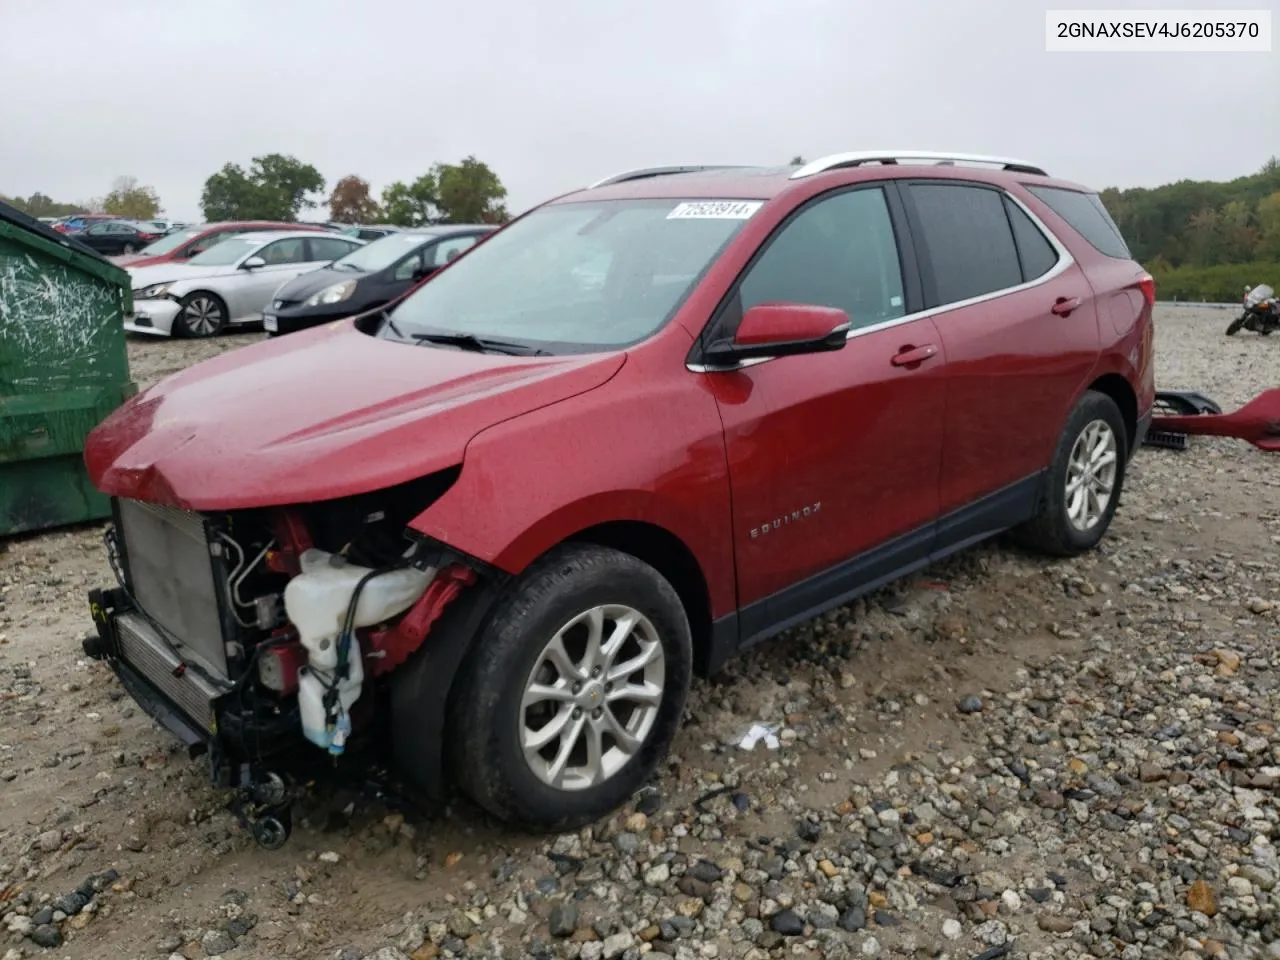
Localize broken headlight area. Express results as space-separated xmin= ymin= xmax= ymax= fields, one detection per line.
xmin=84 ymin=469 xmax=476 ymax=786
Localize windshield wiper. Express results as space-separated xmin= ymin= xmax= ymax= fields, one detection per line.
xmin=410 ymin=330 xmax=549 ymax=356
xmin=333 ymin=262 xmax=363 ymax=271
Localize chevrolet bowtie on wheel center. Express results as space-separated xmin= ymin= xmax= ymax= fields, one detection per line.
xmin=85 ymin=151 xmax=1169 ymax=844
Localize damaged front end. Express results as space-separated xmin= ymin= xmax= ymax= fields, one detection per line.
xmin=83 ymin=473 xmax=480 ymax=845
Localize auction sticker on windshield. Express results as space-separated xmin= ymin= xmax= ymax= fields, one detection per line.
xmin=667 ymin=201 xmax=763 ymax=220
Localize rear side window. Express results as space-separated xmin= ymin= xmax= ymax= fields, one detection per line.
xmin=1025 ymin=185 xmax=1131 ymax=260
xmin=310 ymin=236 xmax=359 ymax=261
xmin=908 ymin=183 xmax=1022 ymax=306
xmin=1003 ymin=197 xmax=1059 ymax=282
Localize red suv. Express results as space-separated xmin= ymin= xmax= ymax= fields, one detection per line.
xmin=118 ymin=220 xmax=328 ymax=267
xmin=83 ymin=152 xmax=1154 ymax=836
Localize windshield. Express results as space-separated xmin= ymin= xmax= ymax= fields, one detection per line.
xmin=332 ymin=232 xmax=430 ymax=273
xmin=1247 ymin=284 xmax=1274 ymax=304
xmin=140 ymin=228 xmax=201 ymax=255
xmin=187 ymin=236 xmax=265 ymax=266
xmin=384 ymin=199 xmax=757 ymax=352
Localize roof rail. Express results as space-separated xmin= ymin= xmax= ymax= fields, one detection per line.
xmin=588 ymin=165 xmax=744 ymax=189
xmin=790 ymin=150 xmax=1048 ymax=179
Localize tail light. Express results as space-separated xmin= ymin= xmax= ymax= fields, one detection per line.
xmin=1138 ymin=274 xmax=1155 ymax=309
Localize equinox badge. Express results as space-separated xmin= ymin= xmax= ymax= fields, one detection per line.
xmin=750 ymin=502 xmax=821 ymax=539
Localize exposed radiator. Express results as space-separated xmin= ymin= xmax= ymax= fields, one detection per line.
xmin=116 ymin=613 xmax=223 ymax=733
xmin=116 ymin=498 xmax=229 ymax=677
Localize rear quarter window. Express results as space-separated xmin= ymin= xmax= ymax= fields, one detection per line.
xmin=1025 ymin=185 xmax=1131 ymax=260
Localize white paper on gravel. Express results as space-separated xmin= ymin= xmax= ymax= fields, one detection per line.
xmin=737 ymin=723 xmax=780 ymax=750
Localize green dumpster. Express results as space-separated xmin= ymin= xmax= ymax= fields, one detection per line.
xmin=0 ymin=201 xmax=137 ymax=536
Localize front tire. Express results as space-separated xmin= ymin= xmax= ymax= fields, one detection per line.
xmin=175 ymin=292 xmax=227 ymax=338
xmin=447 ymin=545 xmax=692 ymax=832
xmin=1014 ymin=390 xmax=1128 ymax=557
xmin=1226 ymin=314 xmax=1246 ymax=335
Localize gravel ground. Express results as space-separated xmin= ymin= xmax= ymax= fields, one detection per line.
xmin=0 ymin=308 xmax=1276 ymax=960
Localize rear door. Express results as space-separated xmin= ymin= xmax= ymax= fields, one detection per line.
xmin=900 ymin=180 xmax=1100 ymax=519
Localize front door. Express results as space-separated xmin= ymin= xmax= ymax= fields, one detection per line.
xmin=701 ymin=185 xmax=947 ymax=639
xmin=224 ymin=237 xmax=313 ymax=321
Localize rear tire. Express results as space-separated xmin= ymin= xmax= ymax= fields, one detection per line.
xmin=1226 ymin=314 xmax=1245 ymax=335
xmin=447 ymin=545 xmax=692 ymax=832
xmin=1013 ymin=390 xmax=1128 ymax=558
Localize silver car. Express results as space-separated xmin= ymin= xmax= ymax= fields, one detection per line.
xmin=124 ymin=230 xmax=364 ymax=338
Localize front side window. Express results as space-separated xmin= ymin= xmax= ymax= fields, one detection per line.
xmin=385 ymin=198 xmax=757 ymax=352
xmin=909 ymin=182 xmax=1022 ymax=306
xmin=258 ymin=238 xmax=307 ymax=264
xmin=734 ymin=187 xmax=906 ymax=331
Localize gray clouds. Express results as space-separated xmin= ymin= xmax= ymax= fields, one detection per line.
xmin=1 ymin=0 xmax=1276 ymax=220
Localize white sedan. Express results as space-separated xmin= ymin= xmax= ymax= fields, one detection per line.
xmin=125 ymin=230 xmax=364 ymax=337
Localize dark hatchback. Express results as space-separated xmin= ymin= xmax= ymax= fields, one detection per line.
xmin=262 ymin=224 xmax=494 ymax=336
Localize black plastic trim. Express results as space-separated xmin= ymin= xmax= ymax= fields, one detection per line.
xmin=705 ymin=472 xmax=1043 ymax=674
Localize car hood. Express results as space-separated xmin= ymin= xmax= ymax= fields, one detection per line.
xmin=274 ymin=265 xmax=367 ymax=303
xmin=85 ymin=321 xmax=626 ymax=511
xmin=126 ymin=263 xmax=232 ymax=288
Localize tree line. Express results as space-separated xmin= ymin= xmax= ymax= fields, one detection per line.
xmin=1096 ymin=157 xmax=1280 ymax=302
xmin=2 ymin=175 xmax=163 ymax=220
xmin=199 ymin=153 xmax=510 ymax=226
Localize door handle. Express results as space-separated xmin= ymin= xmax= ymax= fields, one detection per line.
xmin=891 ymin=344 xmax=938 ymax=367
xmin=1051 ymin=296 xmax=1082 ymax=317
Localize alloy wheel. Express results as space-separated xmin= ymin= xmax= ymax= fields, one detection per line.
xmin=520 ymin=604 xmax=665 ymax=791
xmin=1065 ymin=419 xmax=1118 ymax=531
xmin=181 ymin=296 xmax=223 ymax=336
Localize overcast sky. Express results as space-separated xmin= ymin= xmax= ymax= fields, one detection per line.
xmin=2 ymin=0 xmax=1277 ymax=221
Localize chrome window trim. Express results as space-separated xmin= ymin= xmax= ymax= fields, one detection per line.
xmin=686 ymin=189 xmax=1071 ymax=374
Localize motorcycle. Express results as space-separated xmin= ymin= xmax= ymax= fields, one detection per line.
xmin=1226 ymin=284 xmax=1279 ymax=336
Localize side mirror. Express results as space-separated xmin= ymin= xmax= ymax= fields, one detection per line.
xmin=241 ymin=256 xmax=266 ymax=270
xmin=412 ymin=264 xmax=438 ymax=280
xmin=704 ymin=303 xmax=850 ymax=366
